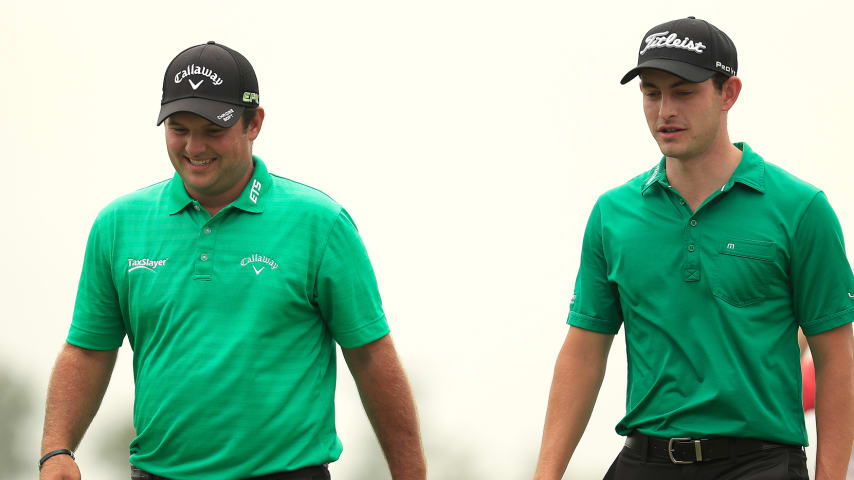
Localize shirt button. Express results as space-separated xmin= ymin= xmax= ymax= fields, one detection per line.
xmin=688 ymin=245 xmax=695 ymax=252
xmin=193 ymin=204 xmax=201 ymax=211
xmin=200 ymin=253 xmax=209 ymax=261
xmin=680 ymin=199 xmax=686 ymax=206
xmin=204 ymin=227 xmax=212 ymax=235
xmin=690 ymin=220 xmax=698 ymax=227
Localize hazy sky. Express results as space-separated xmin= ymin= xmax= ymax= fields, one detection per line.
xmin=3 ymin=1 xmax=852 ymax=478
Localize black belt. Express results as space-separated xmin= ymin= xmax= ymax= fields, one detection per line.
xmin=624 ymin=431 xmax=792 ymax=464
xmin=131 ymin=464 xmax=329 ymax=480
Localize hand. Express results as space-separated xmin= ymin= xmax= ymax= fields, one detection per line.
xmin=39 ymin=454 xmax=80 ymax=480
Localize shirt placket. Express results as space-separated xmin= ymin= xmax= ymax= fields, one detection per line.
xmin=672 ymin=182 xmax=733 ymax=283
xmin=190 ymin=201 xmax=217 ymax=281
xmin=662 ymin=184 xmax=702 ymax=283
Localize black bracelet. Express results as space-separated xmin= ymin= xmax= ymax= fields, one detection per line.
xmin=38 ymin=449 xmax=76 ymax=470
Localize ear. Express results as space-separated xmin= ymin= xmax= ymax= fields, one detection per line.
xmin=247 ymin=107 xmax=265 ymax=141
xmin=720 ymin=76 xmax=742 ymax=112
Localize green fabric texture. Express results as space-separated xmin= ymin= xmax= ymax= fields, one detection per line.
xmin=67 ymin=157 xmax=389 ymax=479
xmin=569 ymin=143 xmax=854 ymax=445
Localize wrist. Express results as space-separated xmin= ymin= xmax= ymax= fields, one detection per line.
xmin=39 ymin=449 xmax=76 ymax=471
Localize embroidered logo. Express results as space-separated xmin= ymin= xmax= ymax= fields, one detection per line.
xmin=174 ymin=64 xmax=224 ymax=86
xmin=716 ymin=61 xmax=736 ymax=75
xmin=242 ymin=91 xmax=260 ymax=104
xmin=188 ymin=78 xmax=204 ymax=90
xmin=240 ymin=253 xmax=279 ymax=275
xmin=645 ymin=164 xmax=660 ymax=186
xmin=127 ymin=258 xmax=168 ymax=272
xmin=640 ymin=31 xmax=706 ymax=56
xmin=218 ymin=108 xmax=235 ymax=122
xmin=249 ymin=179 xmax=262 ymax=203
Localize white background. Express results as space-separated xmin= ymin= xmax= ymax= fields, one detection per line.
xmin=2 ymin=1 xmax=852 ymax=478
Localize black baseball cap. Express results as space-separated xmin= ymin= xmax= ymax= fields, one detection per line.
xmin=157 ymin=41 xmax=260 ymax=128
xmin=620 ymin=17 xmax=737 ymax=85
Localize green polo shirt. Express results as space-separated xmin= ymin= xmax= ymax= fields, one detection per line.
xmin=67 ymin=157 xmax=389 ymax=479
xmin=569 ymin=143 xmax=854 ymax=445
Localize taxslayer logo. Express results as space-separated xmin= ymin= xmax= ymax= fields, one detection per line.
xmin=127 ymin=258 xmax=168 ymax=273
xmin=240 ymin=253 xmax=279 ymax=276
xmin=640 ymin=31 xmax=706 ymax=56
xmin=174 ymin=64 xmax=224 ymax=86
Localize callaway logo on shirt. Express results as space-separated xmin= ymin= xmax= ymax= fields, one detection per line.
xmin=240 ymin=253 xmax=279 ymax=276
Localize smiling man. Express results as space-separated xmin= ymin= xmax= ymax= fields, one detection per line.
xmin=534 ymin=17 xmax=854 ymax=479
xmin=40 ymin=42 xmax=426 ymax=480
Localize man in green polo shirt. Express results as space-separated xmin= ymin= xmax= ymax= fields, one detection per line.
xmin=534 ymin=17 xmax=854 ymax=479
xmin=39 ymin=42 xmax=426 ymax=480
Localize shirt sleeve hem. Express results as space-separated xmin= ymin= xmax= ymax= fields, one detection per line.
xmin=334 ymin=313 xmax=390 ymax=348
xmin=568 ymin=311 xmax=621 ymax=335
xmin=801 ymin=306 xmax=854 ymax=336
xmin=66 ymin=333 xmax=123 ymax=351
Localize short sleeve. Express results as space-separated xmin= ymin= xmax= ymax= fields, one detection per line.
xmin=567 ymin=201 xmax=623 ymax=334
xmin=315 ymin=209 xmax=389 ymax=348
xmin=791 ymin=192 xmax=854 ymax=335
xmin=67 ymin=211 xmax=126 ymax=350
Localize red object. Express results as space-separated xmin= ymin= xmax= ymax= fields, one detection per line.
xmin=801 ymin=355 xmax=816 ymax=412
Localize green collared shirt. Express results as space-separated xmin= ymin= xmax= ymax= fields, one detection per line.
xmin=569 ymin=143 xmax=854 ymax=444
xmin=68 ymin=157 xmax=389 ymax=479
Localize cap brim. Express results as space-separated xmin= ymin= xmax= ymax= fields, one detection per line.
xmin=157 ymin=97 xmax=246 ymax=128
xmin=620 ymin=59 xmax=716 ymax=85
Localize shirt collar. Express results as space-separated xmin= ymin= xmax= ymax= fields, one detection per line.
xmin=640 ymin=142 xmax=766 ymax=196
xmin=231 ymin=156 xmax=272 ymax=213
xmin=166 ymin=155 xmax=273 ymax=215
xmin=726 ymin=142 xmax=766 ymax=194
xmin=640 ymin=158 xmax=668 ymax=196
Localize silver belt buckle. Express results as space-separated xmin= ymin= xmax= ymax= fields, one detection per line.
xmin=668 ymin=437 xmax=702 ymax=464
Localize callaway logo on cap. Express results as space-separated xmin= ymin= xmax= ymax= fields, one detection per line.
xmin=620 ymin=16 xmax=738 ymax=84
xmin=157 ymin=41 xmax=260 ymax=128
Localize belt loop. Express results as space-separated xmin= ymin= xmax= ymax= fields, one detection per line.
xmin=639 ymin=432 xmax=649 ymax=461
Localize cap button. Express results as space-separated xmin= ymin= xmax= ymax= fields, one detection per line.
xmin=206 ymin=40 xmax=216 ymax=45
xmin=688 ymin=16 xmax=696 ymax=19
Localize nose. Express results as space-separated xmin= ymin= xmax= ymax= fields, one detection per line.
xmin=185 ymin=132 xmax=207 ymax=156
xmin=658 ymin=93 xmax=677 ymax=120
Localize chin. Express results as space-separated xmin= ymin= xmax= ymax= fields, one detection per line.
xmin=656 ymin=142 xmax=688 ymax=159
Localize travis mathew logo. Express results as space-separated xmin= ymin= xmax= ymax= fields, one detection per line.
xmin=640 ymin=31 xmax=706 ymax=55
xmin=240 ymin=253 xmax=279 ymax=276
xmin=174 ymin=64 xmax=224 ymax=86
xmin=128 ymin=258 xmax=168 ymax=272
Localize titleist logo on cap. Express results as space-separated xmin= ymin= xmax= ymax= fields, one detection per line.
xmin=640 ymin=31 xmax=706 ymax=56
xmin=174 ymin=64 xmax=224 ymax=86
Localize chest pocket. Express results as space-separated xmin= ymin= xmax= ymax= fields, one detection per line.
xmin=709 ymin=237 xmax=778 ymax=307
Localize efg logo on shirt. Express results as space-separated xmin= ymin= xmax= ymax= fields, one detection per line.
xmin=127 ymin=258 xmax=169 ymax=273
xmin=240 ymin=253 xmax=279 ymax=276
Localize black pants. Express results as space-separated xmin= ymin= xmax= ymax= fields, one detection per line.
xmin=604 ymin=444 xmax=808 ymax=480
xmin=130 ymin=464 xmax=330 ymax=480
